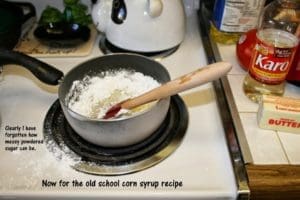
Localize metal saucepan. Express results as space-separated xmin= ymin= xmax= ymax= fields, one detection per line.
xmin=0 ymin=49 xmax=171 ymax=147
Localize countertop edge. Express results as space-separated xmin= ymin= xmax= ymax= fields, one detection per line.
xmin=246 ymin=164 xmax=300 ymax=200
xmin=197 ymin=3 xmax=250 ymax=200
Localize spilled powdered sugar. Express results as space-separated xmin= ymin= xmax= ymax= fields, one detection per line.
xmin=66 ymin=69 xmax=161 ymax=119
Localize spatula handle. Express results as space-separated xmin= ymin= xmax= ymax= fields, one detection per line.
xmin=121 ymin=61 xmax=232 ymax=109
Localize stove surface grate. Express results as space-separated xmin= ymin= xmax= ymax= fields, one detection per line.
xmin=43 ymin=95 xmax=188 ymax=175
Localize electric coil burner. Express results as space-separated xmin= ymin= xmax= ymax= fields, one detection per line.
xmin=99 ymin=37 xmax=180 ymax=58
xmin=43 ymin=95 xmax=188 ymax=175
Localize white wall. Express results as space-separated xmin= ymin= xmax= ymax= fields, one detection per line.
xmin=6 ymin=0 xmax=199 ymax=18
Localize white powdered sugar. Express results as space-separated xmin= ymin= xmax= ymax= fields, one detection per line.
xmin=66 ymin=69 xmax=160 ymax=119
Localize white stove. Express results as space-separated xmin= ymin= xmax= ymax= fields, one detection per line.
xmin=0 ymin=7 xmax=237 ymax=200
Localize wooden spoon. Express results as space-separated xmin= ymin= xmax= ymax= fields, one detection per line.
xmin=103 ymin=61 xmax=232 ymax=119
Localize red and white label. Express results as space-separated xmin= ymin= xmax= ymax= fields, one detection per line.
xmin=249 ymin=38 xmax=297 ymax=85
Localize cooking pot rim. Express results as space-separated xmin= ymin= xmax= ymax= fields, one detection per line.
xmin=58 ymin=53 xmax=171 ymax=122
xmin=59 ymin=98 xmax=170 ymax=122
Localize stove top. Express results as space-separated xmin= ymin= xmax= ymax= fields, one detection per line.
xmin=0 ymin=11 xmax=237 ymax=200
xmin=98 ymin=36 xmax=179 ymax=59
xmin=44 ymin=96 xmax=188 ymax=175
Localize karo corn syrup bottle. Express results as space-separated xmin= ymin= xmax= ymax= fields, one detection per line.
xmin=243 ymin=0 xmax=300 ymax=102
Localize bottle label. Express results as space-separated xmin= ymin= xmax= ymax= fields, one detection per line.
xmin=213 ymin=0 xmax=265 ymax=33
xmin=249 ymin=37 xmax=297 ymax=85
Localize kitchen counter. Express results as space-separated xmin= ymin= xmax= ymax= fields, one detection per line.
xmin=0 ymin=2 xmax=238 ymax=199
xmin=197 ymin=3 xmax=300 ymax=199
xmin=219 ymin=44 xmax=300 ymax=164
xmin=219 ymin=44 xmax=300 ymax=165
xmin=219 ymin=43 xmax=300 ymax=200
xmin=2 ymin=0 xmax=299 ymax=199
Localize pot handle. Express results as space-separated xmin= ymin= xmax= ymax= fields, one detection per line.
xmin=13 ymin=2 xmax=36 ymax=23
xmin=0 ymin=49 xmax=63 ymax=85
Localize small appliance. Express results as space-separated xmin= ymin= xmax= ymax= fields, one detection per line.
xmin=92 ymin=0 xmax=186 ymax=52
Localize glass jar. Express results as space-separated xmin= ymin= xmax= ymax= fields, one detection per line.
xmin=243 ymin=0 xmax=300 ymax=102
xmin=210 ymin=0 xmax=266 ymax=44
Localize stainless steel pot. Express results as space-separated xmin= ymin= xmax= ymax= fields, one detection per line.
xmin=0 ymin=50 xmax=171 ymax=147
xmin=59 ymin=54 xmax=171 ymax=147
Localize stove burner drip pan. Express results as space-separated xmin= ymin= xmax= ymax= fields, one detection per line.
xmin=99 ymin=36 xmax=180 ymax=59
xmin=44 ymin=95 xmax=188 ymax=175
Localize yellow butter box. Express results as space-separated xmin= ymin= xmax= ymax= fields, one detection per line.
xmin=257 ymin=95 xmax=300 ymax=134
